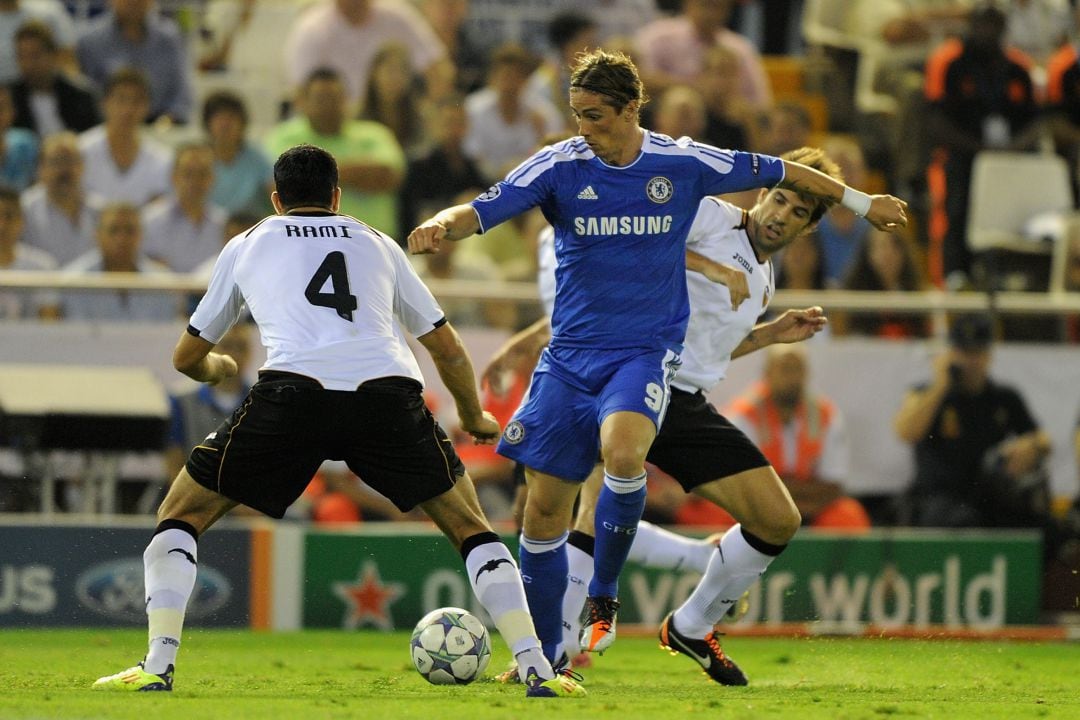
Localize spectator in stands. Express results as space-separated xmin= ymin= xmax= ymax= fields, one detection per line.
xmin=78 ymin=68 xmax=172 ymax=205
xmin=836 ymin=228 xmax=931 ymax=339
xmin=142 ymin=143 xmax=226 ymax=273
xmin=399 ymin=95 xmax=486 ymax=238
xmin=265 ymin=67 xmax=405 ymax=239
xmin=201 ymin=90 xmax=271 ymax=217
xmin=61 ymin=201 xmax=177 ymax=321
xmin=0 ymin=84 xmax=37 ymax=190
xmin=0 ymin=183 xmax=58 ymax=319
xmin=634 ymin=0 xmax=771 ymax=114
xmin=284 ymin=0 xmax=446 ymax=108
xmin=463 ymin=43 xmax=565 ymax=183
xmin=775 ymin=231 xmax=826 ymax=291
xmin=1003 ymin=0 xmax=1070 ymax=67
xmin=924 ymin=4 xmax=1039 ymax=289
xmin=725 ymin=345 xmax=870 ymax=530
xmin=757 ymin=100 xmax=812 ymax=156
xmin=527 ymin=12 xmax=598 ymax=129
xmin=76 ymin=0 xmax=193 ymax=124
xmin=894 ymin=313 xmax=1054 ymax=531
xmin=359 ymin=43 xmax=424 ymax=154
xmin=10 ymin=21 xmax=100 ymax=137
xmin=21 ymin=131 xmax=102 ymax=266
xmin=191 ymin=210 xmax=261 ymax=281
xmin=817 ymin=136 xmax=872 ymax=287
xmin=698 ymin=44 xmax=751 ymax=150
xmin=653 ymin=85 xmax=708 ymax=142
xmin=419 ymin=0 xmax=487 ymax=94
xmin=0 ymin=0 xmax=75 ymax=84
xmin=195 ymin=0 xmax=255 ymax=73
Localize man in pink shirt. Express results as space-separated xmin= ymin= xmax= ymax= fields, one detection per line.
xmin=284 ymin=0 xmax=446 ymax=107
xmin=634 ymin=0 xmax=771 ymax=115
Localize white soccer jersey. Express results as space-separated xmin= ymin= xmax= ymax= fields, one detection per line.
xmin=676 ymin=196 xmax=774 ymax=393
xmin=189 ymin=212 xmax=446 ymax=391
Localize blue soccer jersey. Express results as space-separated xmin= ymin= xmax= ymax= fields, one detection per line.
xmin=471 ymin=132 xmax=785 ymax=349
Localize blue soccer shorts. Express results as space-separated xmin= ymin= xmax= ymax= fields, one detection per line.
xmin=496 ymin=344 xmax=681 ymax=482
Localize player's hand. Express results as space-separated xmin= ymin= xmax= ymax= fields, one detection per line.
xmin=769 ymin=306 xmax=828 ymax=344
xmin=461 ymin=411 xmax=501 ymax=445
xmin=702 ymin=261 xmax=750 ymax=310
xmin=865 ymin=194 xmax=909 ymax=231
xmin=206 ymin=353 xmax=238 ymax=386
xmin=407 ymin=219 xmax=448 ymax=255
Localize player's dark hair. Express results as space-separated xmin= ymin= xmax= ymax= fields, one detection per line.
xmin=202 ymin=90 xmax=248 ymax=130
xmin=104 ymin=67 xmax=150 ymax=99
xmin=14 ymin=20 xmax=57 ymax=53
xmin=273 ymin=144 xmax=337 ymax=210
xmin=570 ymin=49 xmax=648 ymax=113
xmin=779 ymin=146 xmax=844 ymax=224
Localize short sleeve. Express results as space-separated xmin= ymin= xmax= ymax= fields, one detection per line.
xmin=388 ymin=240 xmax=445 ymax=336
xmin=188 ymin=237 xmax=246 ymax=342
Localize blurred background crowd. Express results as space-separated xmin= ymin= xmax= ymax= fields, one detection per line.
xmin=1 ymin=1 xmax=1080 ymax=591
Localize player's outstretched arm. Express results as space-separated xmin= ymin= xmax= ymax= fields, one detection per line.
xmin=780 ymin=160 xmax=908 ymax=231
xmin=172 ymin=330 xmax=238 ymax=385
xmin=686 ymin=251 xmax=749 ymax=309
xmin=418 ymin=322 xmax=501 ymax=445
xmin=730 ymin=307 xmax=828 ymax=359
xmin=407 ymin=204 xmax=482 ymax=255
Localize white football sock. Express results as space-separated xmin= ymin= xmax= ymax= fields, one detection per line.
xmin=627 ymin=520 xmax=715 ymax=574
xmin=143 ymin=527 xmax=198 ymax=674
xmin=562 ymin=539 xmax=594 ymax=657
xmin=463 ymin=536 xmax=551 ymax=680
xmin=673 ymin=524 xmax=776 ymax=637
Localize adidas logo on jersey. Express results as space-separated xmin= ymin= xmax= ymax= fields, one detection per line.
xmin=577 ymin=186 xmax=599 ymax=200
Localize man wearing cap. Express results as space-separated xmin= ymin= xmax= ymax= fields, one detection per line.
xmin=893 ymin=313 xmax=1052 ymax=528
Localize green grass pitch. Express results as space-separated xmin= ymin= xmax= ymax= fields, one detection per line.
xmin=1 ymin=629 xmax=1078 ymax=719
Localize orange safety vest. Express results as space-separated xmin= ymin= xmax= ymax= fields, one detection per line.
xmin=727 ymin=381 xmax=835 ymax=483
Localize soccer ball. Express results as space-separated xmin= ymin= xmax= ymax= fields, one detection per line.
xmin=410 ymin=607 xmax=491 ymax=685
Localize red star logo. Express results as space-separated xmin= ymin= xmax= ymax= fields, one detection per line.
xmin=332 ymin=561 xmax=406 ymax=630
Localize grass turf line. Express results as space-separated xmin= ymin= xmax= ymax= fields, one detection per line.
xmin=0 ymin=629 xmax=1078 ymax=719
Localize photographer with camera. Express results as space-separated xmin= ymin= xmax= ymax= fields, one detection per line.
xmin=893 ymin=313 xmax=1055 ymax=535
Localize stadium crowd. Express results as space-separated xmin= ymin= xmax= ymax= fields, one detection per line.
xmin=0 ymin=1 xmax=1079 ymax=567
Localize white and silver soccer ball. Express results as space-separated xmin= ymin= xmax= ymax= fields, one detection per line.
xmin=410 ymin=606 xmax=491 ymax=685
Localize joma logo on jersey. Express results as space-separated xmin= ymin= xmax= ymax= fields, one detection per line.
xmin=574 ymin=215 xmax=673 ymax=236
xmin=732 ymin=253 xmax=754 ymax=274
xmin=285 ymin=224 xmax=353 ymax=238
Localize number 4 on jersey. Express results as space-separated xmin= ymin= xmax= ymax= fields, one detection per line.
xmin=305 ymin=251 xmax=357 ymax=321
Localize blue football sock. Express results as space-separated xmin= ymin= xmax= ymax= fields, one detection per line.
xmin=589 ymin=471 xmax=647 ymax=598
xmin=519 ymin=532 xmax=568 ymax=663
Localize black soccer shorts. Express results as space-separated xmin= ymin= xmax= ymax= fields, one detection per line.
xmin=186 ymin=372 xmax=464 ymax=517
xmin=646 ymin=387 xmax=770 ymax=492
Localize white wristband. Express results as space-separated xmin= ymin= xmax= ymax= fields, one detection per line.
xmin=841 ymin=187 xmax=872 ymax=216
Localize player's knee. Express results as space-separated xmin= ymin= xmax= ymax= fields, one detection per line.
xmin=744 ymin=501 xmax=800 ymax=545
xmin=601 ymin=446 xmax=647 ymax=479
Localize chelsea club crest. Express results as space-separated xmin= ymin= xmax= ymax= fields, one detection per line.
xmin=503 ymin=420 xmax=525 ymax=444
xmin=646 ymin=176 xmax=673 ymax=204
